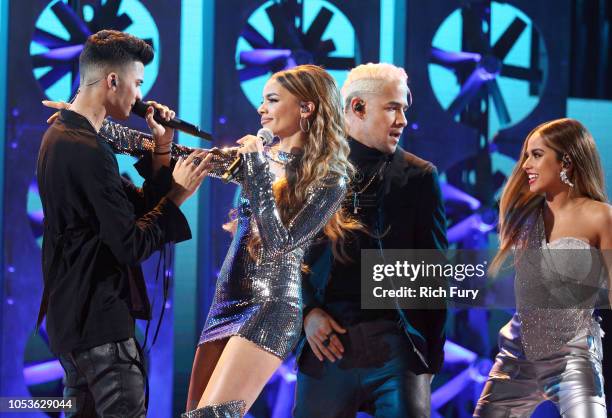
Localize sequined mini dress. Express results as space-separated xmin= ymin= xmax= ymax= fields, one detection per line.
xmin=199 ymin=149 xmax=347 ymax=359
xmin=97 ymin=120 xmax=347 ymax=360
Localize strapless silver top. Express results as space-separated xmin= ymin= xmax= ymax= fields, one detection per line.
xmin=512 ymin=209 xmax=605 ymax=360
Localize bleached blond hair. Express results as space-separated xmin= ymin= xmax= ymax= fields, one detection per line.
xmin=341 ymin=63 xmax=409 ymax=111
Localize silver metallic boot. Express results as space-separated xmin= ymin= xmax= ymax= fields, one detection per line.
xmin=181 ymin=400 xmax=246 ymax=418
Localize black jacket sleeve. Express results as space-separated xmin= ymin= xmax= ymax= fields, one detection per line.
xmin=301 ymin=240 xmax=332 ymax=317
xmin=75 ymin=140 xmax=191 ymax=266
xmin=411 ymin=167 xmax=448 ymax=373
xmin=121 ymin=153 xmax=175 ymax=218
xmin=415 ymin=168 xmax=448 ymax=251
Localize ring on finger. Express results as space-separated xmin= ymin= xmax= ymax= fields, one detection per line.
xmin=322 ymin=332 xmax=335 ymax=347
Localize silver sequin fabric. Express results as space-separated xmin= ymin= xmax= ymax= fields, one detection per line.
xmin=96 ymin=120 xmax=347 ymax=359
xmin=199 ymin=151 xmax=346 ymax=359
xmin=182 ymin=400 xmax=245 ymax=417
xmin=512 ymin=209 xmax=604 ymax=360
xmin=99 ymin=119 xmax=199 ymax=159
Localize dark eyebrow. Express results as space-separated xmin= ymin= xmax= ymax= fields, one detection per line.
xmin=530 ymin=148 xmax=545 ymax=153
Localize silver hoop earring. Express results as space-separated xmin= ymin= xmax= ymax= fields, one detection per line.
xmin=300 ymin=117 xmax=310 ymax=133
xmin=560 ymin=169 xmax=574 ymax=188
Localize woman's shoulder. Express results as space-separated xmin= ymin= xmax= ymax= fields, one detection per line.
xmin=581 ymin=199 xmax=612 ymax=221
xmin=578 ymin=199 xmax=612 ymax=242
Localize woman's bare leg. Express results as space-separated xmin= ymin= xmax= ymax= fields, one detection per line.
xmin=185 ymin=339 xmax=228 ymax=411
xmin=197 ymin=336 xmax=282 ymax=412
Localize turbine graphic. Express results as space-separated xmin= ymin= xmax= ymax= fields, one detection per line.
xmin=236 ymin=0 xmax=357 ymax=107
xmin=31 ymin=0 xmax=159 ymax=102
xmin=429 ymin=1 xmax=546 ymax=130
xmin=428 ymin=2 xmax=548 ymax=244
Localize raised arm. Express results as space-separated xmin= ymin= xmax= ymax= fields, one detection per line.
xmin=99 ymin=119 xmax=243 ymax=184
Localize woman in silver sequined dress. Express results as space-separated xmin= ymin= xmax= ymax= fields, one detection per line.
xmin=180 ymin=65 xmax=359 ymax=417
xmin=474 ymin=118 xmax=612 ymax=417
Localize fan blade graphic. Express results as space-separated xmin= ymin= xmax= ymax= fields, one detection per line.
xmin=240 ymin=49 xmax=291 ymax=66
xmin=32 ymin=45 xmax=83 ymax=67
xmin=236 ymin=0 xmax=357 ymax=106
xmin=447 ymin=68 xmax=490 ymax=117
xmin=431 ymin=47 xmax=481 ymax=68
xmin=492 ymin=17 xmax=527 ymax=60
xmin=38 ymin=66 xmax=71 ymax=90
xmin=444 ymin=340 xmax=478 ymax=364
xmin=51 ymin=1 xmax=90 ymax=43
xmin=318 ymin=56 xmax=356 ymax=69
xmin=89 ymin=0 xmax=134 ymax=32
xmin=239 ymin=66 xmax=272 ymax=82
xmin=440 ymin=182 xmax=481 ymax=210
xmin=32 ymin=28 xmax=67 ymax=49
xmin=266 ymin=4 xmax=302 ymax=50
xmin=462 ymin=6 xmax=490 ymax=54
xmin=303 ymin=7 xmax=333 ymax=49
xmin=91 ymin=0 xmax=120 ymax=26
xmin=487 ymin=79 xmax=511 ymax=126
xmin=447 ymin=213 xmax=495 ymax=243
xmin=432 ymin=368 xmax=474 ymax=409
xmin=24 ymin=360 xmax=64 ymax=386
xmin=501 ymin=64 xmax=541 ymax=82
xmin=315 ymin=39 xmax=336 ymax=56
xmin=431 ymin=359 xmax=493 ymax=410
xmin=242 ymin=23 xmax=273 ymax=49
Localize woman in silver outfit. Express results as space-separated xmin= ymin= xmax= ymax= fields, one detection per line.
xmin=474 ymin=118 xmax=612 ymax=417
xmin=181 ymin=65 xmax=358 ymax=417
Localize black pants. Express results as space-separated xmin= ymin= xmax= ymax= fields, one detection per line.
xmin=294 ymin=320 xmax=431 ymax=418
xmin=58 ymin=338 xmax=146 ymax=418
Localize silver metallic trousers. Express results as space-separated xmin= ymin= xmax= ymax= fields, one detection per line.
xmin=474 ymin=320 xmax=607 ymax=417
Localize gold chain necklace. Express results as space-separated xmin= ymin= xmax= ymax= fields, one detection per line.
xmin=351 ymin=160 xmax=389 ymax=214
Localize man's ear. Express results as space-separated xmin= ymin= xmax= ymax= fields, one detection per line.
xmin=107 ymin=72 xmax=118 ymax=89
xmin=350 ymin=97 xmax=366 ymax=117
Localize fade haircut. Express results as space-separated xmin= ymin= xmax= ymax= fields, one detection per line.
xmin=341 ymin=63 xmax=410 ymax=112
xmin=79 ymin=30 xmax=153 ymax=81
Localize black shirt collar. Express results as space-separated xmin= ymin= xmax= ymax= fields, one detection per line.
xmin=348 ymin=136 xmax=397 ymax=169
xmin=59 ymin=109 xmax=98 ymax=134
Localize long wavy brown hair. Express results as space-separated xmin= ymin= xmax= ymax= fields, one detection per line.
xmin=490 ymin=118 xmax=607 ymax=273
xmin=246 ymin=65 xmax=361 ymax=262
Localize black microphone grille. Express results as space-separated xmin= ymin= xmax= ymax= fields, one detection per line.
xmin=131 ymin=100 xmax=149 ymax=118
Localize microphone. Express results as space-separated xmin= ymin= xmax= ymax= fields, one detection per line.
xmin=132 ymin=100 xmax=213 ymax=141
xmin=221 ymin=128 xmax=275 ymax=183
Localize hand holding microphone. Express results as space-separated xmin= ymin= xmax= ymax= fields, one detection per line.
xmin=142 ymin=101 xmax=175 ymax=149
xmin=132 ymin=99 xmax=212 ymax=141
xmin=221 ymin=128 xmax=275 ymax=183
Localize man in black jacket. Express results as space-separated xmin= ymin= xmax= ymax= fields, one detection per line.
xmin=37 ymin=30 xmax=209 ymax=417
xmin=294 ymin=63 xmax=448 ymax=417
